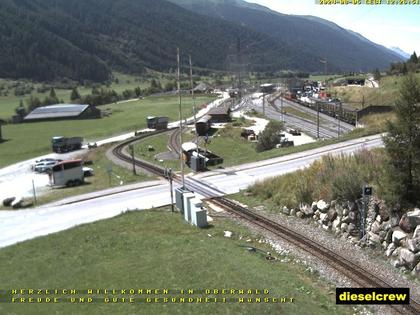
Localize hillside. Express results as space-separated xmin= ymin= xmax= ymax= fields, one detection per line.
xmin=0 ymin=0 xmax=315 ymax=82
xmin=169 ymin=0 xmax=404 ymax=73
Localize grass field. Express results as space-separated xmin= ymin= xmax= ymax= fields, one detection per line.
xmin=0 ymin=95 xmax=216 ymax=168
xmin=0 ymin=209 xmax=352 ymax=315
xmin=328 ymin=73 xmax=420 ymax=109
xmin=0 ymin=73 xmax=149 ymax=120
xmin=134 ymin=119 xmax=383 ymax=173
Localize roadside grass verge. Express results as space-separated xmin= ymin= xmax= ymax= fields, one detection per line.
xmin=240 ymin=149 xmax=387 ymax=211
xmin=0 ymin=209 xmax=351 ymax=315
xmin=0 ymin=95 xmax=216 ymax=168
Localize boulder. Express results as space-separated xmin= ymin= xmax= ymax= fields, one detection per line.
xmin=340 ymin=223 xmax=348 ymax=231
xmin=382 ymin=241 xmax=388 ymax=250
xmin=316 ymin=200 xmax=329 ymax=213
xmin=389 ymin=216 xmax=400 ymax=228
xmin=335 ymin=203 xmax=344 ymax=216
xmin=378 ymin=201 xmax=390 ymax=221
xmin=392 ymin=229 xmax=407 ymax=245
xmin=290 ymin=209 xmax=296 ymax=217
xmin=296 ymin=211 xmax=304 ymax=219
xmin=300 ymin=203 xmax=314 ymax=217
xmin=320 ymin=213 xmax=329 ymax=224
xmin=370 ymin=221 xmax=381 ymax=234
xmin=342 ymin=215 xmax=351 ymax=224
xmin=385 ymin=243 xmax=396 ymax=257
xmin=348 ymin=211 xmax=356 ymax=222
xmin=332 ymin=216 xmax=341 ymax=230
xmin=322 ymin=224 xmax=329 ymax=230
xmin=412 ymin=261 xmax=420 ymax=276
xmin=384 ymin=229 xmax=393 ymax=243
xmin=376 ymin=215 xmax=382 ymax=224
xmin=282 ymin=206 xmax=290 ymax=215
xmin=414 ymin=225 xmax=420 ymax=239
xmin=380 ymin=220 xmax=392 ymax=231
xmin=311 ymin=201 xmax=318 ymax=211
xmin=399 ymin=209 xmax=420 ymax=233
xmin=348 ymin=223 xmax=356 ymax=233
xmin=327 ymin=209 xmax=337 ymax=222
xmin=378 ymin=230 xmax=387 ymax=241
xmin=407 ymin=238 xmax=420 ymax=253
xmin=342 ymin=207 xmax=349 ymax=217
xmin=399 ymin=248 xmax=420 ymax=270
xmin=392 ymin=247 xmax=401 ymax=258
xmin=368 ymin=232 xmax=381 ymax=246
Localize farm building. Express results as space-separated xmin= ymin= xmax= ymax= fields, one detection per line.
xmin=260 ymin=83 xmax=275 ymax=94
xmin=193 ymin=82 xmax=214 ymax=93
xmin=207 ymin=106 xmax=231 ymax=123
xmin=24 ymin=104 xmax=101 ymax=122
xmin=147 ymin=116 xmax=169 ymax=130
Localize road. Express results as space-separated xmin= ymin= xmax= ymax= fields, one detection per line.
xmin=0 ymin=134 xmax=383 ymax=249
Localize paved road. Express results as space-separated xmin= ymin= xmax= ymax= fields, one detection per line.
xmin=0 ymin=134 xmax=383 ymax=249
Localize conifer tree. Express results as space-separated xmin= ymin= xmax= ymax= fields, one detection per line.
xmin=383 ymin=74 xmax=420 ymax=206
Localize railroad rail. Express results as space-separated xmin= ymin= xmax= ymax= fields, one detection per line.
xmin=111 ymin=130 xmax=419 ymax=315
xmin=209 ymin=197 xmax=420 ymax=315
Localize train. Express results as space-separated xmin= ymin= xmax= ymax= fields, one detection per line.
xmin=293 ymin=98 xmax=357 ymax=126
xmin=195 ymin=115 xmax=211 ymax=136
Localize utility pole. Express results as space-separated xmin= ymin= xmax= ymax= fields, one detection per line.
xmin=129 ymin=144 xmax=136 ymax=175
xmin=262 ymin=91 xmax=266 ymax=116
xmin=281 ymin=93 xmax=284 ymax=123
xmin=177 ymin=48 xmax=185 ymax=189
xmin=189 ymin=55 xmax=199 ymax=157
xmin=32 ymin=179 xmax=37 ymax=205
xmin=168 ymin=168 xmax=174 ymax=212
xmin=317 ymin=101 xmax=320 ymax=139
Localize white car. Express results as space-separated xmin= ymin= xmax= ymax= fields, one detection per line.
xmin=34 ymin=161 xmax=57 ymax=173
xmin=83 ymin=167 xmax=94 ymax=177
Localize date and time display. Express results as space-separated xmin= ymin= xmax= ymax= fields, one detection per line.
xmin=316 ymin=0 xmax=419 ymax=5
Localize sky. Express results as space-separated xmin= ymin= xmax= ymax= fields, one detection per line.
xmin=249 ymin=0 xmax=420 ymax=56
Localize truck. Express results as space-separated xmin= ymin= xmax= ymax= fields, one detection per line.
xmin=52 ymin=136 xmax=83 ymax=153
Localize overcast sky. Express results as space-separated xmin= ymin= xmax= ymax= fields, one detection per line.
xmin=249 ymin=0 xmax=420 ymax=56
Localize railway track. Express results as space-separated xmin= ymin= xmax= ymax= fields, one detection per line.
xmin=209 ymin=197 xmax=420 ymax=315
xmin=111 ymin=131 xmax=419 ymax=315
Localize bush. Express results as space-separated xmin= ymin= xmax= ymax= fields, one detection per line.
xmin=256 ymin=121 xmax=284 ymax=152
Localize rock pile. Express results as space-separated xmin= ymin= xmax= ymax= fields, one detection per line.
xmin=281 ymin=198 xmax=420 ymax=276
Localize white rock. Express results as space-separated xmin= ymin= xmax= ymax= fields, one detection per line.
xmin=368 ymin=232 xmax=381 ymax=245
xmin=408 ymin=238 xmax=420 ymax=253
xmin=320 ymin=213 xmax=329 ymax=223
xmin=386 ymin=243 xmax=396 ymax=257
xmin=399 ymin=248 xmax=420 ymax=270
xmin=376 ymin=215 xmax=382 ymax=223
xmin=414 ymin=225 xmax=420 ymax=239
xmin=224 ymin=231 xmax=232 ymax=238
xmin=370 ymin=221 xmax=381 ymax=234
xmin=332 ymin=216 xmax=341 ymax=230
xmin=282 ymin=206 xmax=290 ymax=215
xmin=392 ymin=230 xmax=407 ymax=245
xmin=340 ymin=223 xmax=348 ymax=231
xmin=316 ymin=200 xmax=328 ymax=212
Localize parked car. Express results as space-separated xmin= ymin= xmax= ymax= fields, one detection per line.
xmin=34 ymin=161 xmax=58 ymax=173
xmin=32 ymin=158 xmax=62 ymax=170
xmin=83 ymin=167 xmax=94 ymax=177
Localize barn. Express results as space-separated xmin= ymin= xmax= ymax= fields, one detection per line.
xmin=207 ymin=106 xmax=231 ymax=123
xmin=24 ymin=104 xmax=101 ymax=122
